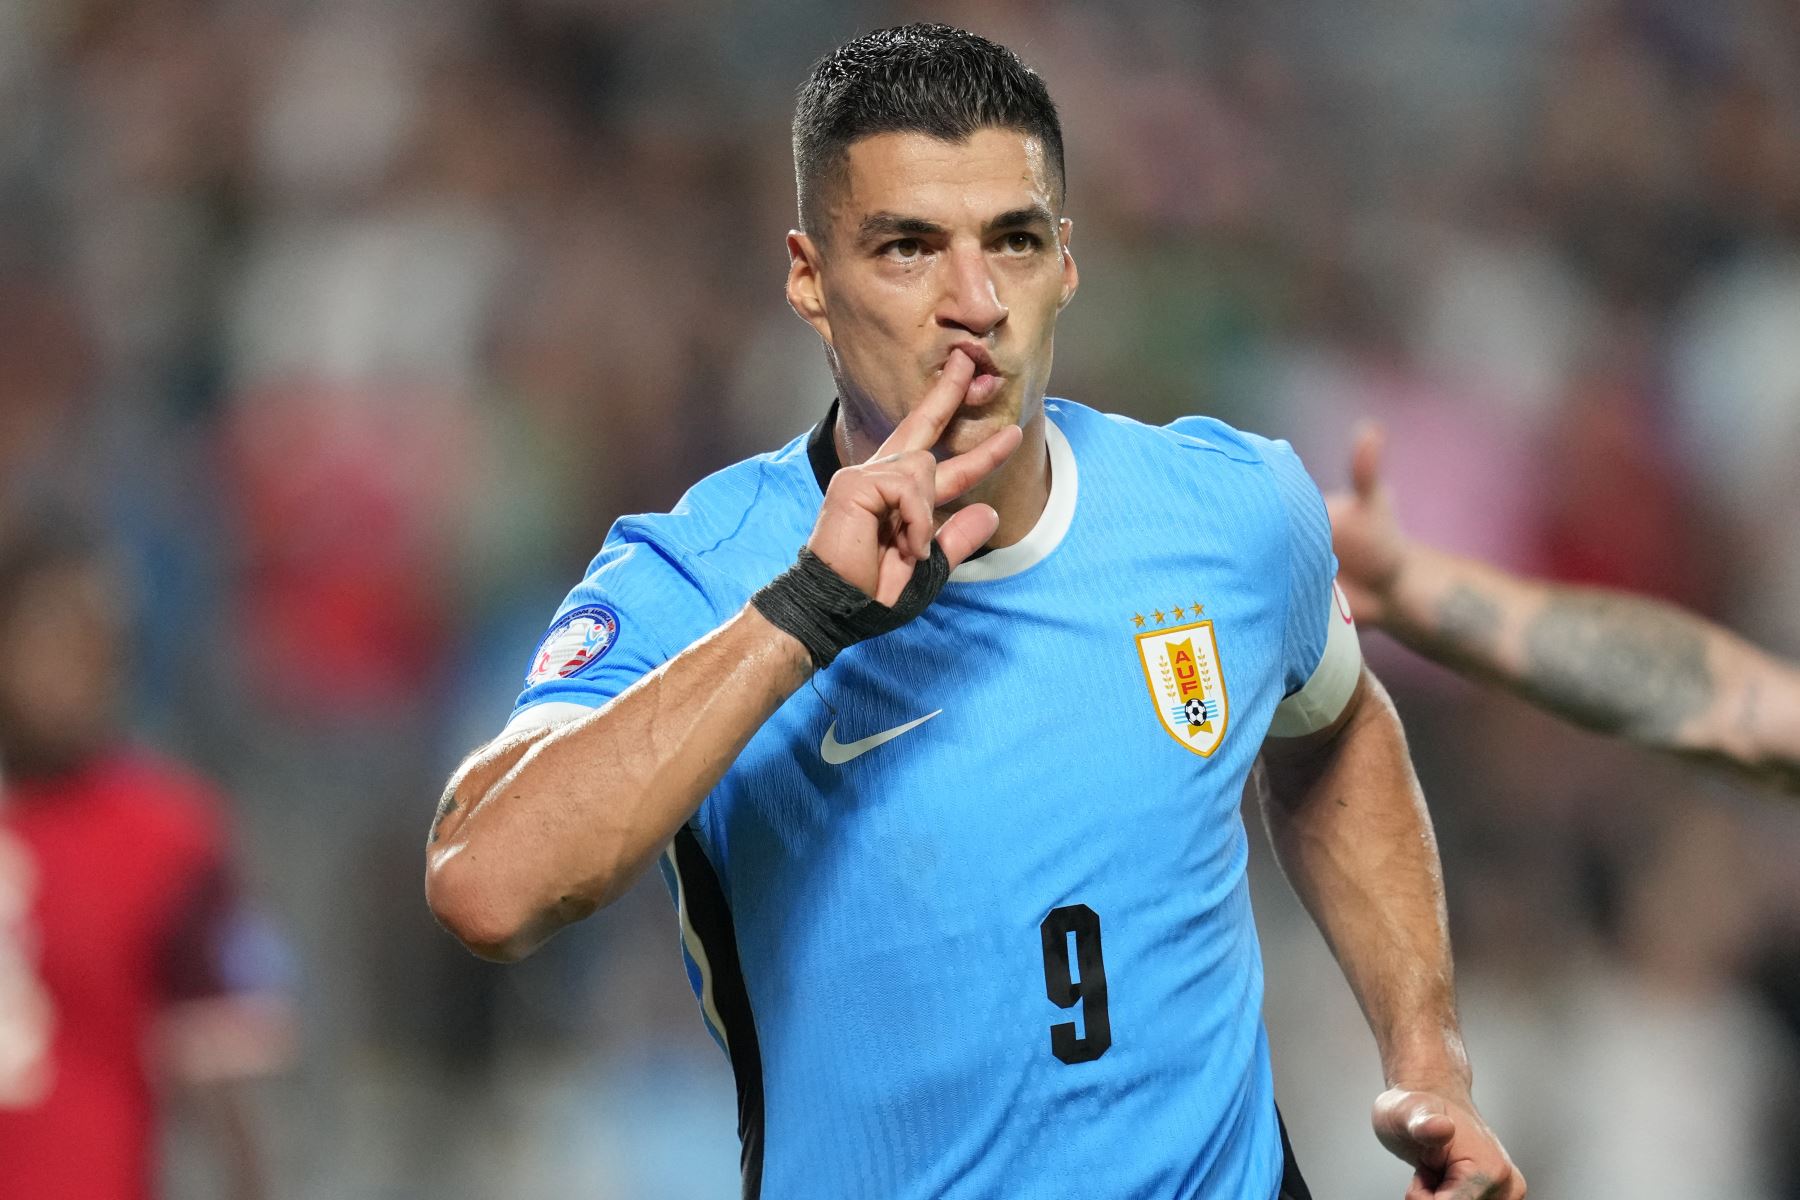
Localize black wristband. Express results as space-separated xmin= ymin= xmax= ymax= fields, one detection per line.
xmin=750 ymin=544 xmax=951 ymax=669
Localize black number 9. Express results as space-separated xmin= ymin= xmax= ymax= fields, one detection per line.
xmin=1039 ymin=903 xmax=1111 ymax=1063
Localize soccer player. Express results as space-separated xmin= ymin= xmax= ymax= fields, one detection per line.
xmin=427 ymin=25 xmax=1522 ymax=1200
xmin=1328 ymin=425 xmax=1800 ymax=796
xmin=0 ymin=518 xmax=292 ymax=1200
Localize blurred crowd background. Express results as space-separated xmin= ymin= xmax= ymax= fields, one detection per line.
xmin=2 ymin=0 xmax=1799 ymax=1196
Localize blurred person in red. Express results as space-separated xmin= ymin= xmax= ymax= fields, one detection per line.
xmin=0 ymin=516 xmax=293 ymax=1200
xmin=1327 ymin=427 xmax=1800 ymax=796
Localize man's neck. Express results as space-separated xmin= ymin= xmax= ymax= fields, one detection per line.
xmin=825 ymin=403 xmax=1053 ymax=552
xmin=965 ymin=414 xmax=1051 ymax=550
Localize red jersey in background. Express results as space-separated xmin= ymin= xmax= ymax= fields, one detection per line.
xmin=0 ymin=749 xmax=286 ymax=1200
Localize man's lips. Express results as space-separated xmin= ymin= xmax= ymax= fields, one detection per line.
xmin=942 ymin=341 xmax=1005 ymax=407
xmin=947 ymin=341 xmax=1001 ymax=377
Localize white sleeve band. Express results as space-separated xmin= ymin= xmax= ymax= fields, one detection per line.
xmin=498 ymin=699 xmax=600 ymax=740
xmin=1268 ymin=582 xmax=1363 ymax=738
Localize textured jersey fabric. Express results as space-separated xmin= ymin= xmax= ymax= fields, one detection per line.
xmin=510 ymin=399 xmax=1338 ymax=1200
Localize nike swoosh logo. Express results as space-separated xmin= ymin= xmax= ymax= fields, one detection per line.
xmin=819 ymin=710 xmax=943 ymax=765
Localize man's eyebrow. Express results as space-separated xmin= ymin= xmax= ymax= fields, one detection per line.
xmin=984 ymin=205 xmax=1056 ymax=234
xmin=857 ymin=213 xmax=945 ymax=243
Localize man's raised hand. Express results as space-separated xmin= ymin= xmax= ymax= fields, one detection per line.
xmin=807 ymin=349 xmax=1023 ymax=604
xmin=1325 ymin=422 xmax=1409 ymax=628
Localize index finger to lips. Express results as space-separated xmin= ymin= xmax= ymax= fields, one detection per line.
xmin=878 ymin=350 xmax=975 ymax=456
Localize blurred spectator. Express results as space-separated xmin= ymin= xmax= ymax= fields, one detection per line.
xmin=1548 ymin=803 xmax=1780 ymax=1198
xmin=1 ymin=0 xmax=1797 ymax=1193
xmin=0 ymin=277 xmax=93 ymax=520
xmin=0 ymin=516 xmax=292 ymax=1200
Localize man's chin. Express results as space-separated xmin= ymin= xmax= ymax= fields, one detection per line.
xmin=934 ymin=417 xmax=999 ymax=458
xmin=936 ymin=400 xmax=1024 ymax=457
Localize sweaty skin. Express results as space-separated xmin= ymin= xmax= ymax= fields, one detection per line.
xmin=1260 ymin=674 xmax=1523 ymax=1200
xmin=1327 ymin=424 xmax=1800 ymax=797
xmin=425 ymin=352 xmax=1015 ymax=958
xmin=427 ymin=128 xmax=1521 ymax=1200
xmin=785 ymin=128 xmax=1077 ymax=546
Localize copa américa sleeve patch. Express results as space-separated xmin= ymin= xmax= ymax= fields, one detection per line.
xmin=524 ymin=603 xmax=622 ymax=687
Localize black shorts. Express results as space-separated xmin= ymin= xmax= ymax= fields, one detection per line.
xmin=1277 ymin=1108 xmax=1314 ymax=1200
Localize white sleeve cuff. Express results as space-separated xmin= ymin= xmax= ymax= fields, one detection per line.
xmin=498 ymin=700 xmax=600 ymax=739
xmin=1268 ymin=581 xmax=1362 ymax=738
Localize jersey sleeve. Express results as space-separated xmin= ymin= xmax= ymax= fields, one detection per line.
xmin=1247 ymin=435 xmax=1364 ymax=735
xmin=503 ymin=532 xmax=722 ymax=737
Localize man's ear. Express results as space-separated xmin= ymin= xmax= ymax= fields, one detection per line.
xmin=1057 ymin=217 xmax=1079 ymax=312
xmin=786 ymin=231 xmax=833 ymax=345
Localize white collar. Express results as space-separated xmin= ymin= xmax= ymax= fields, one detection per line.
xmin=950 ymin=409 xmax=1077 ymax=583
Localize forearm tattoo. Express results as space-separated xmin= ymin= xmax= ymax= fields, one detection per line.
xmin=1519 ymin=592 xmax=1713 ymax=743
xmin=1429 ymin=585 xmax=1505 ymax=673
xmin=429 ymin=782 xmax=459 ymax=845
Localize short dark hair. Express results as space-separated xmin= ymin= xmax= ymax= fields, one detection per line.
xmin=792 ymin=23 xmax=1065 ymax=238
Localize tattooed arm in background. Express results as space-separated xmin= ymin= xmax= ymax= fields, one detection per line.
xmin=1326 ymin=426 xmax=1800 ymax=796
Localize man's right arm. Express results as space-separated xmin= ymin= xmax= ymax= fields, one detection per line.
xmin=1328 ymin=426 xmax=1800 ymax=796
xmin=426 ymin=350 xmax=1018 ymax=962
xmin=426 ymin=607 xmax=813 ymax=961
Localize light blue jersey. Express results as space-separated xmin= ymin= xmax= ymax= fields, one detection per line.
xmin=507 ymin=399 xmax=1340 ymax=1199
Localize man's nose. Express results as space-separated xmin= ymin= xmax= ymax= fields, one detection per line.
xmin=936 ymin=244 xmax=1009 ymax=337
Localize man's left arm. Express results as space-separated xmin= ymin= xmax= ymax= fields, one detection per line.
xmin=1261 ymin=667 xmax=1523 ymax=1200
xmin=1244 ymin=431 xmax=1520 ymax=1199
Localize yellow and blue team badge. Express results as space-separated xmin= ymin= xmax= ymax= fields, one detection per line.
xmin=1132 ymin=604 xmax=1229 ymax=757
